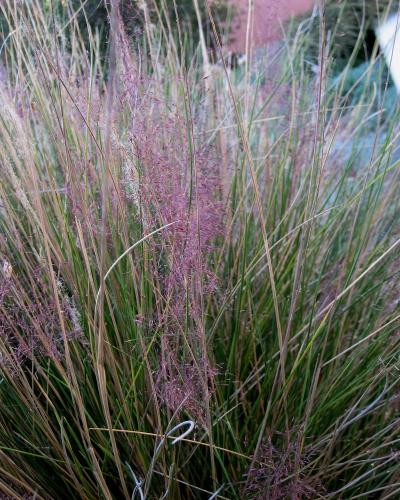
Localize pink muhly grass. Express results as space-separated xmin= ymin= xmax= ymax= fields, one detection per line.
xmin=245 ymin=435 xmax=324 ymax=499
xmin=115 ymin=15 xmax=223 ymax=422
xmin=157 ymin=355 xmax=219 ymax=425
xmin=138 ymin=123 xmax=223 ymax=422
xmin=0 ymin=265 xmax=83 ymax=372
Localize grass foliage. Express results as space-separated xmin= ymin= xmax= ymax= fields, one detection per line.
xmin=0 ymin=0 xmax=399 ymax=498
xmin=297 ymin=0 xmax=398 ymax=69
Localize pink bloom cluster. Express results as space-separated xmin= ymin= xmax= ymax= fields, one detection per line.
xmin=116 ymin=16 xmax=223 ymax=422
xmin=245 ymin=436 xmax=323 ymax=499
xmin=0 ymin=266 xmax=82 ymax=373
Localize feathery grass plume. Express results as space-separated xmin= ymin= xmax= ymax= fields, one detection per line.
xmin=0 ymin=265 xmax=83 ymax=372
xmin=115 ymin=12 xmax=224 ymax=422
xmin=245 ymin=435 xmax=324 ymax=499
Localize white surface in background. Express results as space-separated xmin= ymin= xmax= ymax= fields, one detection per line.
xmin=376 ymin=14 xmax=400 ymax=93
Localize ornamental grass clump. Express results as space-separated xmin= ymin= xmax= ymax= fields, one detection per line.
xmin=0 ymin=0 xmax=399 ymax=499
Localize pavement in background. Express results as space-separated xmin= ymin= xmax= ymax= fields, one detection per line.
xmin=230 ymin=0 xmax=315 ymax=52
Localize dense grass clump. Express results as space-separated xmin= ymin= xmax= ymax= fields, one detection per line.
xmin=0 ymin=0 xmax=399 ymax=498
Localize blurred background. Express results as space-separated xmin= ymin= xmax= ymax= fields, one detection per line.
xmin=2 ymin=1 xmax=397 ymax=67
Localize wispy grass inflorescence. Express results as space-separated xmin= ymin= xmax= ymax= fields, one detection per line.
xmin=0 ymin=265 xmax=83 ymax=371
xmin=114 ymin=12 xmax=223 ymax=423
